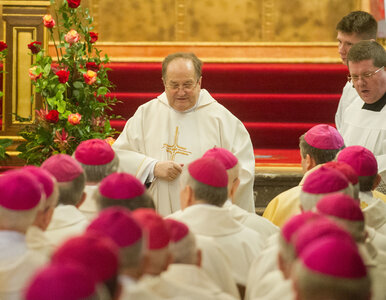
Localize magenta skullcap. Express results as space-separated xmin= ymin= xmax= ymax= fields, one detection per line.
xmin=23 ymin=166 xmax=55 ymax=198
xmin=324 ymin=161 xmax=359 ymax=185
xmin=41 ymin=154 xmax=83 ymax=182
xmin=337 ymin=145 xmax=378 ymax=176
xmin=75 ymin=139 xmax=114 ymax=165
xmin=304 ymin=124 xmax=344 ymax=150
xmin=164 ymin=218 xmax=189 ymax=243
xmin=0 ymin=170 xmax=42 ymax=210
xmin=188 ymin=157 xmax=228 ymax=187
xmin=302 ymin=166 xmax=349 ymax=194
xmin=203 ymin=147 xmax=238 ymax=170
xmin=51 ymin=232 xmax=119 ymax=282
xmin=281 ymin=211 xmax=323 ymax=243
xmin=87 ymin=207 xmax=142 ymax=248
xmin=99 ymin=172 xmax=145 ymax=199
xmin=25 ymin=263 xmax=95 ymax=300
xmin=300 ymin=236 xmax=367 ymax=279
xmin=294 ymin=218 xmax=355 ymax=257
xmin=132 ymin=208 xmax=170 ymax=250
xmin=316 ymin=193 xmax=364 ymax=222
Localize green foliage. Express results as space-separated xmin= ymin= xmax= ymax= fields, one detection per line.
xmin=0 ymin=139 xmax=12 ymax=161
xmin=19 ymin=0 xmax=119 ymax=165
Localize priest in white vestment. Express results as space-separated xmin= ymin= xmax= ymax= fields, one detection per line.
xmin=340 ymin=41 xmax=386 ymax=173
xmin=334 ymin=11 xmax=377 ymax=131
xmin=112 ymin=52 xmax=255 ymax=215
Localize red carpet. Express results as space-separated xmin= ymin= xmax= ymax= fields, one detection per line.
xmin=1 ymin=62 xmax=348 ymax=166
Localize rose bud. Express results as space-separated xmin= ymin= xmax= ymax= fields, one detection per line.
xmin=0 ymin=41 xmax=8 ymax=52
xmin=28 ymin=66 xmax=42 ymax=81
xmin=56 ymin=70 xmax=70 ymax=84
xmin=89 ymin=32 xmax=98 ymax=43
xmin=83 ymin=70 xmax=97 ymax=85
xmin=45 ymin=110 xmax=59 ymax=123
xmin=28 ymin=41 xmax=42 ymax=54
xmin=85 ymin=62 xmax=99 ymax=72
xmin=68 ymin=113 xmax=82 ymax=125
xmin=65 ymin=30 xmax=80 ymax=45
xmin=67 ymin=0 xmax=81 ymax=8
xmin=43 ymin=15 xmax=55 ymax=28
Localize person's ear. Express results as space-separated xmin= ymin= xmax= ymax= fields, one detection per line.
xmin=76 ymin=192 xmax=86 ymax=208
xmin=196 ymin=249 xmax=202 ymax=267
xmin=372 ymin=174 xmax=382 ymax=190
xmin=305 ymin=154 xmax=316 ymax=171
xmin=229 ymin=178 xmax=240 ymax=202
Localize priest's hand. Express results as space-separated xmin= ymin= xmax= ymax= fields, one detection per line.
xmin=154 ymin=161 xmax=182 ymax=181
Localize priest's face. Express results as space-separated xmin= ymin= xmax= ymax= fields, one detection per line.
xmin=348 ymin=59 xmax=386 ymax=104
xmin=164 ymin=58 xmax=202 ymax=112
xmin=337 ymin=31 xmax=362 ymax=65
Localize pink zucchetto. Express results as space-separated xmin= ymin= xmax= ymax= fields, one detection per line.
xmin=299 ymin=236 xmax=367 ymax=279
xmin=0 ymin=170 xmax=42 ymax=210
xmin=74 ymin=139 xmax=114 ymax=165
xmin=336 ymin=145 xmax=378 ymax=176
xmin=188 ymin=157 xmax=228 ymax=187
xmin=203 ymin=147 xmax=238 ymax=170
xmin=281 ymin=211 xmax=323 ymax=243
xmin=304 ymin=124 xmax=344 ymax=150
xmin=99 ymin=172 xmax=145 ymax=199
xmin=25 ymin=263 xmax=95 ymax=300
xmin=302 ymin=166 xmax=349 ymax=194
xmin=164 ymin=218 xmax=189 ymax=243
xmin=316 ymin=194 xmax=364 ymax=222
xmin=86 ymin=207 xmax=142 ymax=248
xmin=132 ymin=208 xmax=170 ymax=250
xmin=23 ymin=166 xmax=55 ymax=198
xmin=294 ymin=218 xmax=355 ymax=257
xmin=51 ymin=232 xmax=119 ymax=282
xmin=324 ymin=161 xmax=359 ymax=185
xmin=41 ymin=154 xmax=83 ymax=182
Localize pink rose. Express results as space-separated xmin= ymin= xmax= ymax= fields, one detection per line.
xmin=65 ymin=30 xmax=80 ymax=45
xmin=43 ymin=15 xmax=55 ymax=28
xmin=68 ymin=113 xmax=82 ymax=125
xmin=83 ymin=70 xmax=97 ymax=85
xmin=29 ymin=66 xmax=42 ymax=81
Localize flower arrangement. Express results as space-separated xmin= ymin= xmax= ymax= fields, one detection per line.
xmin=18 ymin=0 xmax=118 ymax=165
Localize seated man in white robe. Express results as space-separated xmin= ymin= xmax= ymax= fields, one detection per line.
xmin=96 ymin=172 xmax=155 ymax=211
xmin=315 ymin=194 xmax=386 ymax=300
xmin=263 ymin=124 xmax=345 ymax=227
xmin=86 ymin=207 xmax=162 ymax=299
xmin=203 ymin=147 xmax=279 ymax=241
xmin=335 ymin=11 xmax=377 ymax=131
xmin=74 ymin=138 xmax=120 ymax=220
xmin=174 ymin=157 xmax=264 ymax=296
xmin=337 ymin=146 xmax=386 ymax=237
xmin=112 ymin=52 xmax=255 ymax=215
xmin=292 ymin=236 xmax=371 ymax=300
xmin=25 ymin=263 xmax=98 ymax=300
xmin=51 ymin=232 xmax=120 ymax=300
xmin=41 ymin=154 xmax=89 ymax=246
xmin=162 ymin=218 xmax=238 ymax=300
xmin=340 ymin=40 xmax=386 ymax=173
xmin=0 ymin=170 xmax=48 ymax=300
xmin=24 ymin=166 xmax=58 ymax=257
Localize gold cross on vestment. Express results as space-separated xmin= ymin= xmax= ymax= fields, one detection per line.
xmin=162 ymin=127 xmax=192 ymax=161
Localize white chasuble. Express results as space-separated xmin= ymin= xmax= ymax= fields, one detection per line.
xmin=340 ymin=97 xmax=386 ymax=173
xmin=113 ymin=89 xmax=255 ymax=216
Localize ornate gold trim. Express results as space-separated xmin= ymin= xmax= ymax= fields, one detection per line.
xmin=175 ymin=0 xmax=186 ymax=41
xmin=262 ymin=0 xmax=275 ymax=41
xmin=0 ymin=1 xmax=50 ymax=6
xmin=0 ymin=136 xmax=25 ymax=141
xmin=91 ymin=41 xmax=338 ymax=46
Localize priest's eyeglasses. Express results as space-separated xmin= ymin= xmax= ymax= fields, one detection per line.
xmin=165 ymin=80 xmax=199 ymax=92
xmin=348 ymin=66 xmax=384 ymax=82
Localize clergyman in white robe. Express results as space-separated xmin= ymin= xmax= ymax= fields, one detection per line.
xmin=113 ymin=89 xmax=255 ymax=215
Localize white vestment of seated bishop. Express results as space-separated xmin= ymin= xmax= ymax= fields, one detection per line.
xmin=0 ymin=231 xmax=48 ymax=300
xmin=173 ymin=204 xmax=264 ymax=285
xmin=78 ymin=185 xmax=99 ymax=221
xmin=335 ymin=81 xmax=358 ymax=131
xmin=130 ymin=264 xmax=238 ymax=300
xmin=112 ymin=89 xmax=255 ymax=216
xmin=246 ymin=269 xmax=295 ymax=300
xmin=25 ymin=225 xmax=55 ymax=258
xmin=361 ymin=191 xmax=386 ymax=236
xmin=339 ymin=96 xmax=386 ymax=173
xmin=223 ymin=200 xmax=279 ymax=241
xmin=45 ymin=205 xmax=89 ymax=246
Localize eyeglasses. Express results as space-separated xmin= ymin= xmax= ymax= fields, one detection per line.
xmin=348 ymin=66 xmax=384 ymax=82
xmin=164 ymin=79 xmax=199 ymax=92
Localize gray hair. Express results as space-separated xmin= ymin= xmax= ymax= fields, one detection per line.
xmin=180 ymin=168 xmax=228 ymax=207
xmin=169 ymin=231 xmax=198 ymax=265
xmin=78 ymin=155 xmax=119 ymax=184
xmin=0 ymin=204 xmax=41 ymax=232
xmin=162 ymin=52 xmax=202 ymax=81
xmin=57 ymin=172 xmax=86 ymax=206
